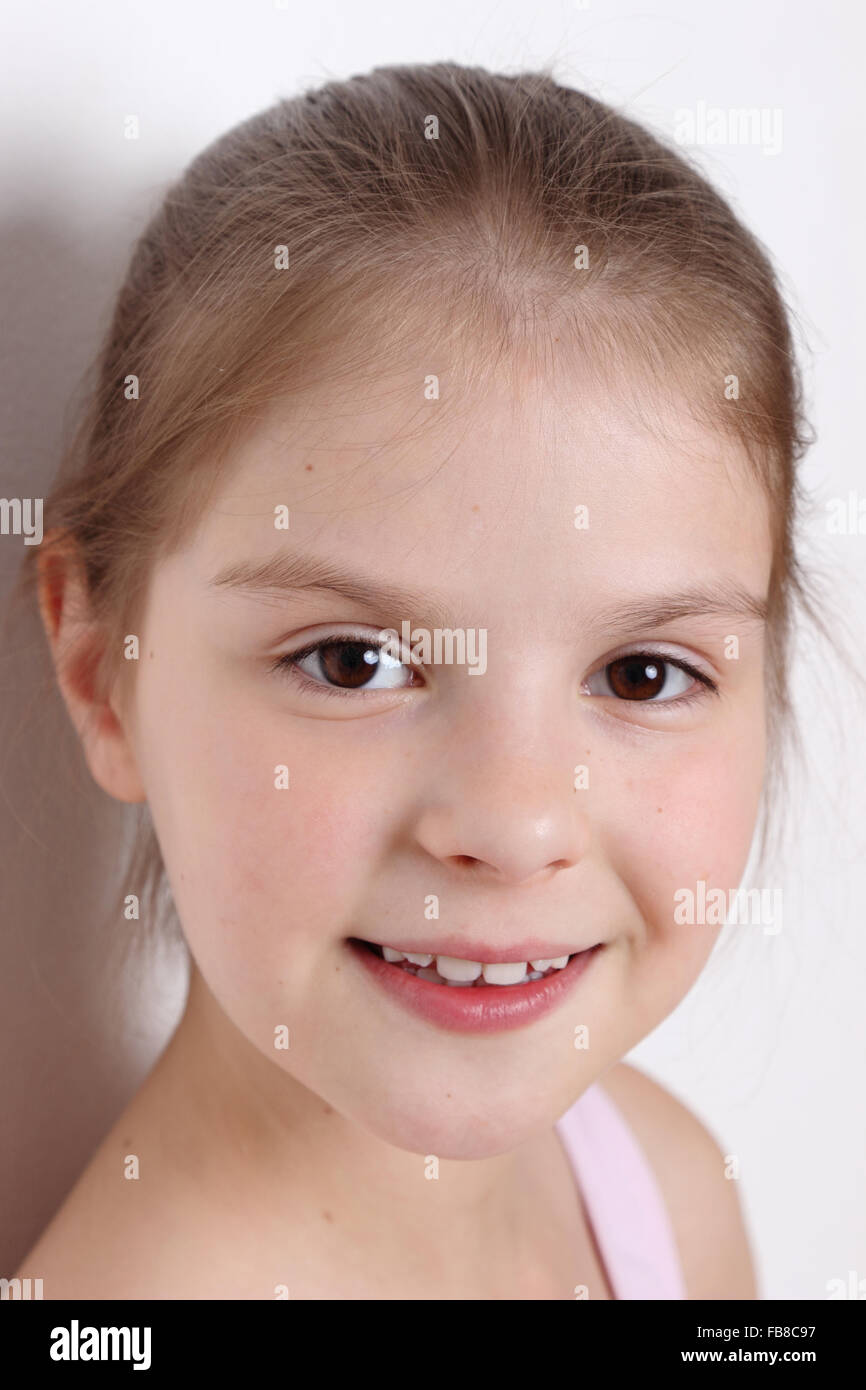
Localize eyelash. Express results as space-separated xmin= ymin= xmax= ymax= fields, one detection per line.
xmin=268 ymin=633 xmax=720 ymax=707
xmin=600 ymin=655 xmax=720 ymax=708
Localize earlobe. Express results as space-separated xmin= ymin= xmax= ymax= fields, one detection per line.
xmin=36 ymin=534 xmax=147 ymax=805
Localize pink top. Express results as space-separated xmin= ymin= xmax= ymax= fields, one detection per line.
xmin=554 ymin=1080 xmax=687 ymax=1300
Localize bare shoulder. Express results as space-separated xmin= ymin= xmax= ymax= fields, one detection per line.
xmin=11 ymin=1065 xmax=202 ymax=1299
xmin=599 ymin=1061 xmax=758 ymax=1300
xmin=11 ymin=1127 xmax=168 ymax=1299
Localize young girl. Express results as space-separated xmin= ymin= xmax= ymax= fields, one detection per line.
xmin=12 ymin=61 xmax=812 ymax=1299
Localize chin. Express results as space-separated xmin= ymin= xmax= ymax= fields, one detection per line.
xmin=346 ymin=1082 xmax=580 ymax=1161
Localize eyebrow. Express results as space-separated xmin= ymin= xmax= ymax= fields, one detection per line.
xmin=209 ymin=552 xmax=768 ymax=635
xmin=588 ymin=581 xmax=768 ymax=637
xmin=209 ymin=552 xmax=454 ymax=630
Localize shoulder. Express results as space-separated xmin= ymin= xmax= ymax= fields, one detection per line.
xmin=12 ymin=1139 xmax=160 ymax=1298
xmin=12 ymin=1083 xmax=198 ymax=1298
xmin=598 ymin=1061 xmax=758 ymax=1300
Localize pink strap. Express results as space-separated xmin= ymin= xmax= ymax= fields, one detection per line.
xmin=554 ymin=1080 xmax=687 ymax=1300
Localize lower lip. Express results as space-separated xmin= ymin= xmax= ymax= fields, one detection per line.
xmin=348 ymin=939 xmax=603 ymax=1035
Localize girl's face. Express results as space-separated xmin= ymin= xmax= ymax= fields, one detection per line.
xmin=122 ymin=351 xmax=771 ymax=1159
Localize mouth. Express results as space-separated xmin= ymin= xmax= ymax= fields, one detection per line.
xmin=347 ymin=936 xmax=603 ymax=1034
xmin=350 ymin=937 xmax=583 ymax=987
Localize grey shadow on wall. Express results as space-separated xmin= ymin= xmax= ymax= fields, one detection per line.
xmin=0 ymin=200 xmax=188 ymax=1275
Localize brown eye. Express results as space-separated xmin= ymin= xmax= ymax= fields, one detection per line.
xmin=584 ymin=653 xmax=707 ymax=704
xmin=606 ymin=656 xmax=666 ymax=701
xmin=318 ymin=642 xmax=382 ymax=688
xmin=279 ymin=637 xmax=415 ymax=693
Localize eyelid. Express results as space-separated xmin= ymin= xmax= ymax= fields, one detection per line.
xmin=270 ymin=624 xmax=414 ymax=660
xmin=585 ymin=642 xmax=719 ymax=686
xmin=274 ymin=631 xmax=717 ymax=671
xmin=271 ymin=631 xmax=419 ymax=667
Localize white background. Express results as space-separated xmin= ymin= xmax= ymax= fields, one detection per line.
xmin=1 ymin=0 xmax=864 ymax=1299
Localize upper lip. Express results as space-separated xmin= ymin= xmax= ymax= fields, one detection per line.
xmin=355 ymin=935 xmax=597 ymax=964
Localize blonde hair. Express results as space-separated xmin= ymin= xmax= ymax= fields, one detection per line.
xmin=17 ymin=62 xmax=824 ymax=948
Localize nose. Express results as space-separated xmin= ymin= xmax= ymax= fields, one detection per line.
xmin=413 ymin=747 xmax=591 ymax=888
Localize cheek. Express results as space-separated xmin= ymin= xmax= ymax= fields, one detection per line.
xmin=131 ymin=664 xmax=395 ymax=972
xmin=607 ymin=728 xmax=766 ymax=1004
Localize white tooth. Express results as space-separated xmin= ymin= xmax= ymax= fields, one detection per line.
xmin=405 ymin=952 xmax=434 ymax=966
xmin=530 ymin=958 xmax=554 ymax=971
xmin=550 ymin=956 xmax=570 ymax=970
xmin=527 ymin=970 xmax=544 ymax=981
xmin=435 ymin=955 xmax=482 ymax=982
xmin=415 ymin=967 xmax=440 ymax=982
xmin=482 ymin=961 xmax=528 ymax=985
xmin=382 ymin=946 xmax=406 ymax=962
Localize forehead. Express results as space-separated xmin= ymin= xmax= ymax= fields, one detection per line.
xmin=189 ymin=354 xmax=773 ymax=628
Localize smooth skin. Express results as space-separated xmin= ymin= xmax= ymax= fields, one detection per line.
xmin=21 ymin=343 xmax=765 ymax=1298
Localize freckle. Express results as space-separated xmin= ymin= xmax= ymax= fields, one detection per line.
xmin=445 ymin=1093 xmax=452 ymax=1099
xmin=322 ymin=1210 xmax=334 ymax=1223
xmin=657 ymin=807 xmax=663 ymax=813
xmin=322 ymin=1104 xmax=333 ymax=1115
xmin=149 ymin=650 xmax=154 ymax=659
xmin=306 ymin=463 xmax=314 ymax=471
xmin=471 ymin=504 xmax=480 ymax=512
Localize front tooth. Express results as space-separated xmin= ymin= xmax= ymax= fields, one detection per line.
xmin=383 ymin=946 xmax=406 ymax=962
xmin=436 ymin=955 xmax=482 ymax=982
xmin=550 ymin=956 xmax=570 ymax=970
xmin=530 ymin=958 xmax=554 ymax=971
xmin=405 ymin=952 xmax=434 ymax=966
xmin=482 ymin=961 xmax=528 ymax=985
